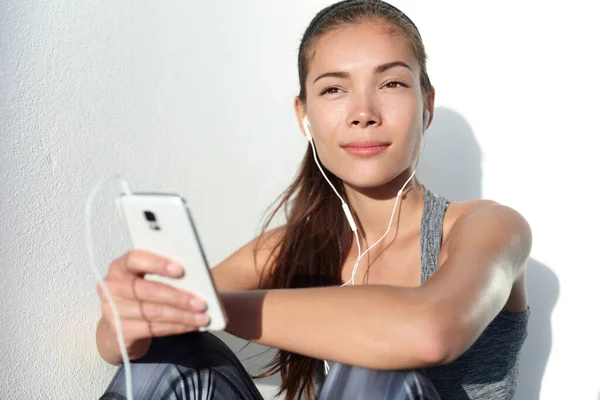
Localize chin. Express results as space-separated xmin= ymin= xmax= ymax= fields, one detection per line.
xmin=335 ymin=168 xmax=400 ymax=191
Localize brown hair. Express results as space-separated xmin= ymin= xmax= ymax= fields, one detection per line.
xmin=254 ymin=1 xmax=433 ymax=398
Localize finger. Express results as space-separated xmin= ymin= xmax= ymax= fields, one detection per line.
xmin=119 ymin=319 xmax=202 ymax=340
xmin=103 ymin=298 xmax=209 ymax=327
xmin=102 ymin=277 xmax=207 ymax=312
xmin=111 ymin=250 xmax=184 ymax=278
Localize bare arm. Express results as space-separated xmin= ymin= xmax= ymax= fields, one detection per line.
xmin=210 ymin=226 xmax=283 ymax=291
xmin=220 ymin=203 xmax=532 ymax=369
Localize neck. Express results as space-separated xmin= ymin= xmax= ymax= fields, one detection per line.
xmin=343 ymin=171 xmax=424 ymax=248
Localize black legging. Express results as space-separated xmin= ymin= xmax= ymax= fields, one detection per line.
xmin=100 ymin=332 xmax=440 ymax=399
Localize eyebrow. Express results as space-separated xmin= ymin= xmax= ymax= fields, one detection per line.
xmin=312 ymin=61 xmax=413 ymax=84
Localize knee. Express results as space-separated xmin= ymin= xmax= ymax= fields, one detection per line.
xmin=101 ymin=333 xmax=246 ymax=399
xmin=320 ymin=365 xmax=440 ymax=400
xmin=136 ymin=331 xmax=238 ymax=369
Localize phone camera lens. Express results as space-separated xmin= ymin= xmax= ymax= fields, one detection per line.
xmin=144 ymin=211 xmax=157 ymax=222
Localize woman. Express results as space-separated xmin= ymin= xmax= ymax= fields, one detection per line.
xmin=97 ymin=1 xmax=531 ymax=399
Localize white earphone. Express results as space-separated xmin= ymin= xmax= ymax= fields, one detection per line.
xmin=302 ymin=116 xmax=313 ymax=142
xmin=418 ymin=109 xmax=430 ymax=156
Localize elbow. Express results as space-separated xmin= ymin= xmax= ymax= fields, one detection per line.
xmin=419 ymin=324 xmax=461 ymax=367
xmin=393 ymin=325 xmax=455 ymax=368
xmin=418 ymin=305 xmax=470 ymax=367
xmin=386 ymin=301 xmax=463 ymax=368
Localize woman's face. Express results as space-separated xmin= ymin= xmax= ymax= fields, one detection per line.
xmin=296 ymin=20 xmax=432 ymax=192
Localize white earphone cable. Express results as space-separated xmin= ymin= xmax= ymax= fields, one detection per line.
xmin=85 ymin=175 xmax=134 ymax=400
xmin=305 ymin=123 xmax=418 ymax=287
xmin=341 ymin=168 xmax=416 ymax=287
xmin=308 ymin=138 xmax=345 ymax=205
xmin=305 ymin=116 xmax=426 ymax=376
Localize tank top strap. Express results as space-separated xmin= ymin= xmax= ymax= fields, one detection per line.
xmin=420 ymin=186 xmax=451 ymax=284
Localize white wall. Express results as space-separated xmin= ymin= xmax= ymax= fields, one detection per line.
xmin=1 ymin=1 xmax=598 ymax=399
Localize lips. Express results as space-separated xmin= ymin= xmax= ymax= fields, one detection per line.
xmin=341 ymin=140 xmax=391 ymax=157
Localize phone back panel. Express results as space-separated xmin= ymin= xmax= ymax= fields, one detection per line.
xmin=119 ymin=193 xmax=227 ymax=331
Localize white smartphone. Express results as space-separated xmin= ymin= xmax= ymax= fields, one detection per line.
xmin=118 ymin=192 xmax=227 ymax=331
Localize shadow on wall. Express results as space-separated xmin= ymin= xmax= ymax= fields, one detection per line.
xmin=420 ymin=106 xmax=560 ymax=400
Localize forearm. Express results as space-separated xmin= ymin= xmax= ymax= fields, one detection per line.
xmin=221 ymin=285 xmax=444 ymax=370
xmin=96 ymin=317 xmax=151 ymax=366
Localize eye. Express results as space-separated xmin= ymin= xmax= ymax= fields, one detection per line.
xmin=384 ymin=80 xmax=409 ymax=89
xmin=320 ymin=86 xmax=342 ymax=95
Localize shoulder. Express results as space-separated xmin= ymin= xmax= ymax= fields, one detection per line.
xmin=252 ymin=225 xmax=287 ymax=264
xmin=211 ymin=225 xmax=287 ymax=291
xmin=443 ymin=199 xmax=532 ymax=272
xmin=448 ymin=199 xmax=530 ymax=235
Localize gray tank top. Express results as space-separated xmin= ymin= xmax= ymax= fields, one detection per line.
xmin=315 ymin=187 xmax=529 ymax=399
xmin=421 ymin=186 xmax=529 ymax=399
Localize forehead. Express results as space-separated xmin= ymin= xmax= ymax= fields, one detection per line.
xmin=309 ymin=20 xmax=418 ymax=77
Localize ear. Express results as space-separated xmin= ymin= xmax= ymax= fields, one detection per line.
xmin=294 ymin=96 xmax=309 ymax=139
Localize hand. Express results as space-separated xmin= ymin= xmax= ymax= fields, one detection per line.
xmin=97 ymin=250 xmax=209 ymax=346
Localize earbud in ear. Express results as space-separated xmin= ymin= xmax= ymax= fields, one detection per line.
xmin=423 ymin=110 xmax=430 ymax=133
xmin=303 ymin=117 xmax=313 ymax=142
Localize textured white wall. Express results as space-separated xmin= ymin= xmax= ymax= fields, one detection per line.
xmin=1 ymin=1 xmax=598 ymax=399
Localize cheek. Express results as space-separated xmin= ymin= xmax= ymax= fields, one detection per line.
xmin=384 ymin=113 xmax=420 ymax=153
xmin=383 ymin=96 xmax=417 ymax=124
xmin=308 ymin=111 xmax=345 ymax=146
xmin=306 ymin=125 xmax=345 ymax=173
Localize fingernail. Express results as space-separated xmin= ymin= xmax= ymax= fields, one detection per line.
xmin=189 ymin=298 xmax=206 ymax=311
xmin=194 ymin=313 xmax=208 ymax=324
xmin=166 ymin=262 xmax=182 ymax=275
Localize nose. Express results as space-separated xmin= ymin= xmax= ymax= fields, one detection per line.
xmin=348 ymin=96 xmax=381 ymax=129
xmin=351 ymin=115 xmax=379 ymax=128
